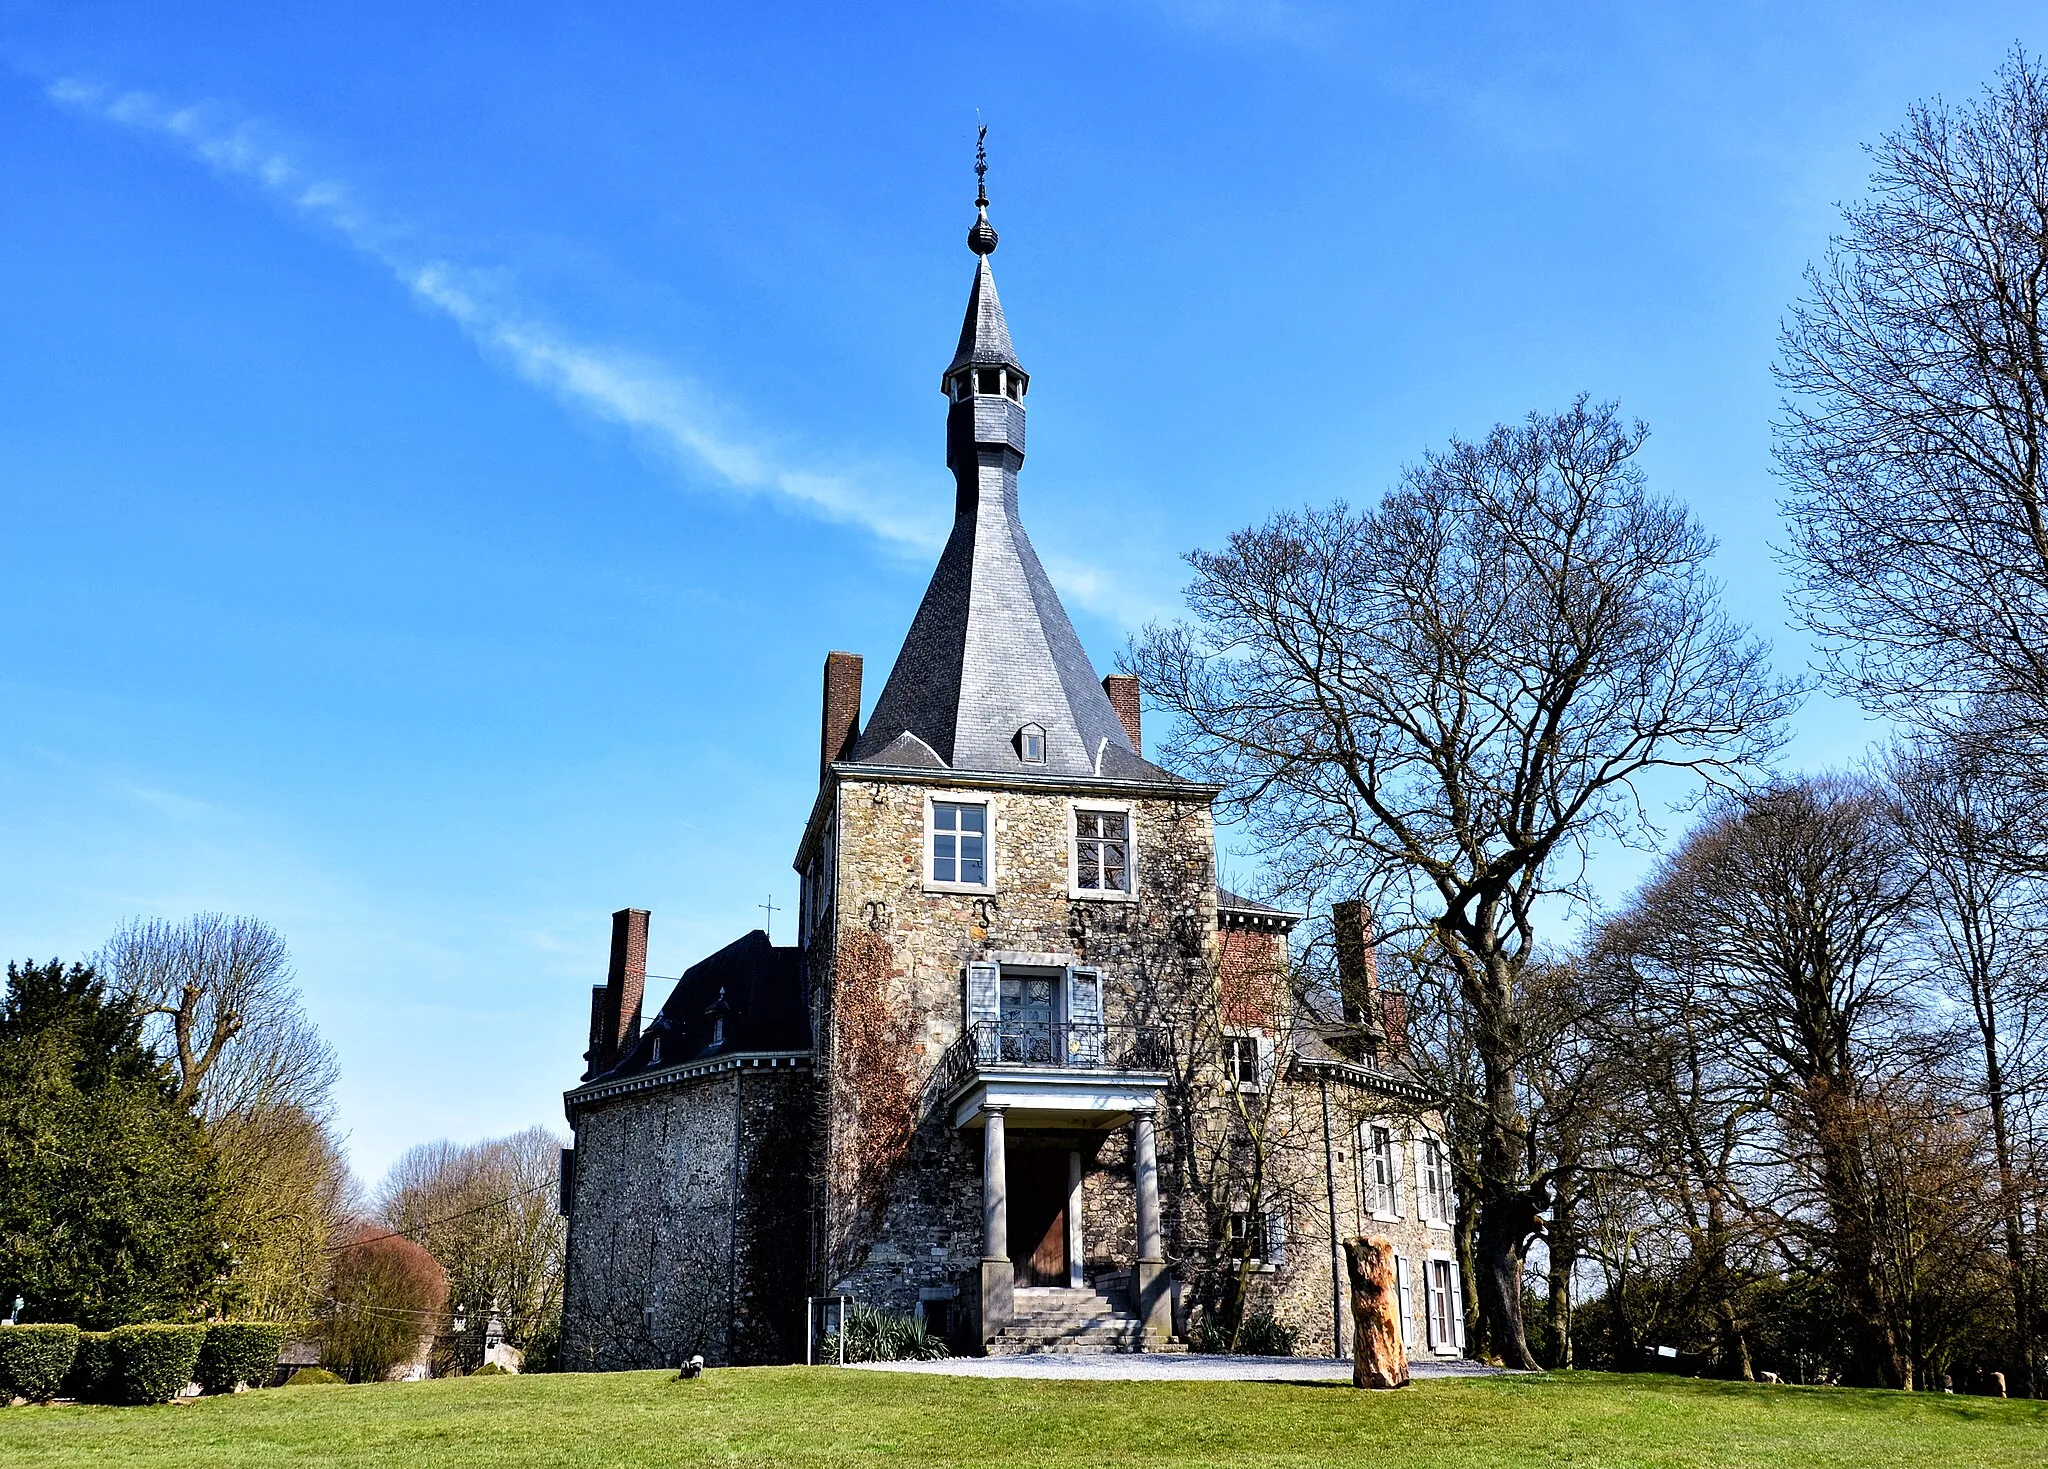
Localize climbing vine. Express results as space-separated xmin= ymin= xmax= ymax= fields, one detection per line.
xmin=827 ymin=928 xmax=918 ymax=1281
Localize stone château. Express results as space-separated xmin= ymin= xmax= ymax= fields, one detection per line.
xmin=558 ymin=174 xmax=1463 ymax=1366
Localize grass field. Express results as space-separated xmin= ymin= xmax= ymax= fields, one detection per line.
xmin=2 ymin=1365 xmax=2044 ymax=1468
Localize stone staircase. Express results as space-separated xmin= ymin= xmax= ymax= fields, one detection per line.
xmin=988 ymin=1285 xmax=1157 ymax=1355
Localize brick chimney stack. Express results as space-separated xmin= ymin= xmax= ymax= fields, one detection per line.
xmin=584 ymin=907 xmax=650 ymax=1078
xmin=1332 ymin=898 xmax=1384 ymax=1047
xmin=1102 ymin=674 xmax=1142 ymax=754
xmin=821 ymin=652 xmax=863 ymax=784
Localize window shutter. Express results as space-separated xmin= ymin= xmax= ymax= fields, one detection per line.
xmin=1393 ymin=1255 xmax=1413 ymax=1349
xmin=1064 ymin=965 xmax=1103 ymax=1064
xmin=1421 ymin=1261 xmax=1439 ymax=1352
xmin=1389 ymin=1131 xmax=1405 ymax=1219
xmin=964 ymin=962 xmax=1001 ymax=1028
xmin=1414 ymin=1138 xmax=1432 ymax=1223
xmin=1266 ymin=1210 xmax=1287 ymax=1269
xmin=1448 ymin=1259 xmax=1466 ymax=1352
xmin=1255 ymin=1033 xmax=1277 ymax=1090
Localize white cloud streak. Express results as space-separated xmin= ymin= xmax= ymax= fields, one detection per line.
xmin=46 ymin=78 xmax=951 ymax=556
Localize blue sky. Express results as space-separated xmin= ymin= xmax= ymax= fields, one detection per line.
xmin=0 ymin=2 xmax=2032 ymax=1183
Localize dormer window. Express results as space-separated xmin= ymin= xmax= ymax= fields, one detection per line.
xmin=1016 ymin=723 xmax=1046 ymax=764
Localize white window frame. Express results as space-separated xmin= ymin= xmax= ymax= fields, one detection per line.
xmin=1222 ymin=1029 xmax=1266 ymax=1092
xmin=1016 ymin=723 xmax=1047 ymax=764
xmin=1067 ymin=800 xmax=1138 ymax=901
xmin=1360 ymin=1122 xmax=1402 ymax=1221
xmin=924 ymin=792 xmax=995 ymax=894
xmin=1423 ymin=1253 xmax=1464 ymax=1356
xmin=1417 ymin=1135 xmax=1454 ymax=1229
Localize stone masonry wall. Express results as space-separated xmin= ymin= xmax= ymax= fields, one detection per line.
xmin=563 ymin=1066 xmax=813 ymax=1369
xmin=819 ymin=777 xmax=1218 ymax=1322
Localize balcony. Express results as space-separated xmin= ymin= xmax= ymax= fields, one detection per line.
xmin=934 ymin=1020 xmax=1171 ymax=1131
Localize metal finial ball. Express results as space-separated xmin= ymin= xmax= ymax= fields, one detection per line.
xmin=968 ymin=208 xmax=998 ymax=255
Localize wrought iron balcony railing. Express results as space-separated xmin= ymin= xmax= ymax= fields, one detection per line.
xmin=932 ymin=1020 xmax=1169 ymax=1098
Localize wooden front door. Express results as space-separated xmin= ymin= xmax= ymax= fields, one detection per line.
xmin=1009 ymin=1150 xmax=1068 ymax=1287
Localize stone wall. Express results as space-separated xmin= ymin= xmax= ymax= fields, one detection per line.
xmin=816 ymin=776 xmax=1218 ymax=1320
xmin=562 ymin=1065 xmax=813 ymax=1368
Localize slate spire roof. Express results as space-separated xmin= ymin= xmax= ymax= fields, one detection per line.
xmin=844 ymin=174 xmax=1178 ymax=785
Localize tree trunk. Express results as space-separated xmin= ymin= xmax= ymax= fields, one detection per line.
xmin=1545 ymin=1193 xmax=1574 ymax=1370
xmin=1343 ymin=1236 xmax=1411 ymax=1389
xmin=1983 ymin=1034 xmax=2037 ymax=1398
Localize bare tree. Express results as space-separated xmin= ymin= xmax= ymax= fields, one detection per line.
xmin=1887 ymin=736 xmax=2048 ymax=1392
xmin=1130 ymin=398 xmax=1799 ymax=1366
xmin=1601 ymin=777 xmax=1922 ymax=1386
xmin=1778 ymin=47 xmax=2048 ymax=747
xmin=100 ymin=913 xmax=336 ymax=1120
xmin=379 ymin=1127 xmax=566 ymax=1363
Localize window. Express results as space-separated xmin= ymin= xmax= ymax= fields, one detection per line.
xmin=1420 ymin=1138 xmax=1453 ymax=1224
xmin=1223 ymin=1033 xmax=1263 ymax=1090
xmin=1016 ymin=723 xmax=1046 ymax=763
xmin=1427 ymin=1259 xmax=1459 ymax=1353
xmin=1075 ymin=809 xmax=1130 ymax=892
xmin=1225 ymin=1210 xmax=1268 ymax=1262
xmin=977 ymin=367 xmax=1000 ymax=394
xmin=931 ymin=801 xmax=987 ymax=885
xmin=1362 ymin=1124 xmax=1398 ymax=1217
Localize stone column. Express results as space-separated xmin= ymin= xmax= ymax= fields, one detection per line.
xmin=1132 ymin=1108 xmax=1171 ymax=1344
xmin=975 ymin=1107 xmax=1013 ymax=1350
xmin=1067 ymin=1150 xmax=1085 ymax=1288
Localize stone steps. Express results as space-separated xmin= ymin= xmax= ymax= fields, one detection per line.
xmin=990 ymin=1286 xmax=1153 ymax=1356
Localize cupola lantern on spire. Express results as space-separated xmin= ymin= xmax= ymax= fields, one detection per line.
xmin=944 ymin=125 xmax=1027 ymax=412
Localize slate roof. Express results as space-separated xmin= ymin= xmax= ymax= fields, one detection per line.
xmin=594 ymin=930 xmax=808 ymax=1082
xmin=845 ymin=247 xmax=1184 ymax=786
xmin=1216 ymin=886 xmax=1303 ymax=929
xmin=947 ymin=255 xmax=1022 ymax=375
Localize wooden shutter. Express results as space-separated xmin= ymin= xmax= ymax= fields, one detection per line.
xmin=1448 ymin=1259 xmax=1466 ymax=1352
xmin=964 ymin=962 xmax=1001 ymax=1028
xmin=1064 ymin=966 xmax=1103 ymax=1064
xmin=1422 ymin=1260 xmax=1440 ymax=1352
xmin=1255 ymin=1033 xmax=1277 ymax=1090
xmin=1393 ymin=1255 xmax=1413 ymax=1349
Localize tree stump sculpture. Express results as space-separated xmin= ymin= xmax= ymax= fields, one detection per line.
xmin=1343 ymin=1235 xmax=1410 ymax=1389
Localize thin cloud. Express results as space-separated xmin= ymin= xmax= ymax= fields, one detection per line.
xmin=46 ymin=78 xmax=949 ymax=556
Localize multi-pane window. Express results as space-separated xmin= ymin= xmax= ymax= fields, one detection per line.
xmin=1421 ymin=1138 xmax=1454 ymax=1223
xmin=1362 ymin=1124 xmax=1398 ymax=1217
xmin=1224 ymin=1033 xmax=1262 ymax=1090
xmin=1075 ymin=809 xmax=1130 ymax=891
xmin=931 ymin=802 xmax=987 ymax=885
xmin=1428 ymin=1259 xmax=1457 ymax=1351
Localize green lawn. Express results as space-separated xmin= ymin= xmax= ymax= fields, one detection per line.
xmin=2 ymin=1366 xmax=2043 ymax=1468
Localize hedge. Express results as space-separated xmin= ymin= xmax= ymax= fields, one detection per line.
xmin=0 ymin=1323 xmax=79 ymax=1402
xmin=64 ymin=1331 xmax=113 ymax=1403
xmin=196 ymin=1323 xmax=289 ymax=1394
xmin=107 ymin=1324 xmax=206 ymax=1405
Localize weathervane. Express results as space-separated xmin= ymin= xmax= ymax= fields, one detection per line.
xmin=975 ymin=119 xmax=989 ymax=208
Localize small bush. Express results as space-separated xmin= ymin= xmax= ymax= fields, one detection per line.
xmin=1237 ymin=1312 xmax=1297 ymax=1356
xmin=285 ymin=1367 xmax=343 ymax=1386
xmin=1192 ymin=1310 xmax=1297 ymax=1355
xmin=0 ymin=1323 xmax=79 ymax=1402
xmin=196 ymin=1322 xmax=289 ymax=1394
xmin=820 ymin=1303 xmax=949 ymax=1363
xmin=107 ymin=1324 xmax=206 ymax=1405
xmin=469 ymin=1361 xmax=509 ymax=1376
xmin=64 ymin=1332 xmax=114 ymax=1402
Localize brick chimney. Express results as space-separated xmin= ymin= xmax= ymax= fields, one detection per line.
xmin=821 ymin=652 xmax=863 ymax=783
xmin=1332 ymin=900 xmax=1379 ymax=1024
xmin=584 ymin=907 xmax=650 ymax=1078
xmin=1102 ymin=674 xmax=1142 ymax=753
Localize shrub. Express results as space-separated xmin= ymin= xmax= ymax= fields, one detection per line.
xmin=0 ymin=1323 xmax=79 ymax=1402
xmin=469 ymin=1361 xmax=509 ymax=1376
xmin=285 ymin=1366 xmax=343 ymax=1386
xmin=1237 ymin=1312 xmax=1297 ymax=1356
xmin=820 ymin=1303 xmax=949 ymax=1363
xmin=196 ymin=1322 xmax=288 ymax=1394
xmin=1192 ymin=1310 xmax=1297 ymax=1356
xmin=321 ymin=1229 xmax=445 ymax=1383
xmin=107 ymin=1324 xmax=206 ymax=1405
xmin=64 ymin=1331 xmax=114 ymax=1402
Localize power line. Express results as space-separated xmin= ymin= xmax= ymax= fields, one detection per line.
xmin=323 ymin=1178 xmax=555 ymax=1254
